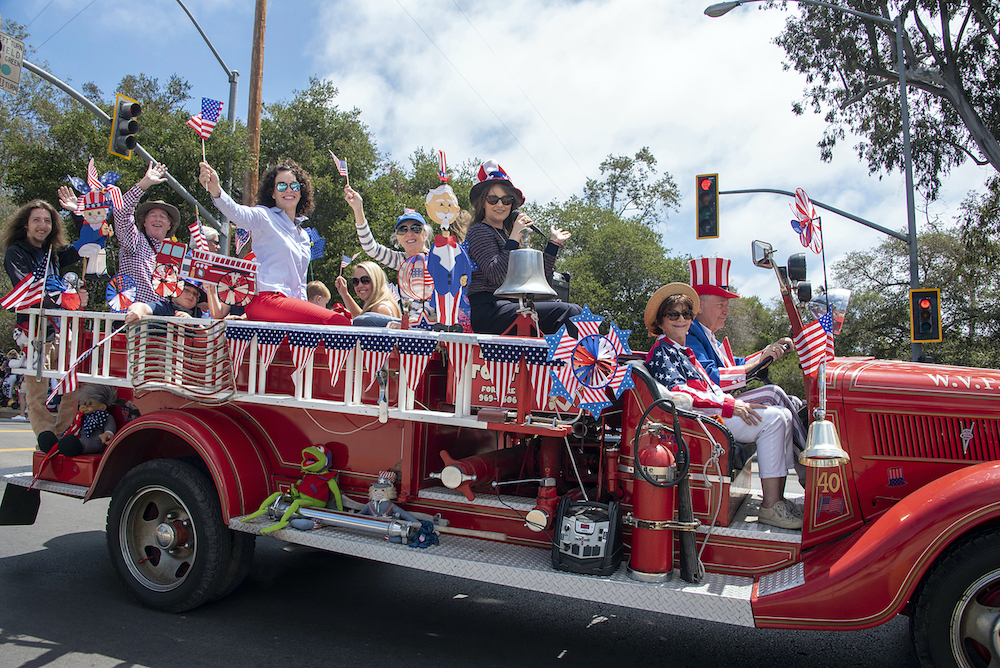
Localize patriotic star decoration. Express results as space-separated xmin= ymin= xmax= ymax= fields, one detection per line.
xmin=304 ymin=227 xmax=326 ymax=261
xmin=544 ymin=306 xmax=633 ymax=418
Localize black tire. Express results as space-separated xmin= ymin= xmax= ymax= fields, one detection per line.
xmin=106 ymin=459 xmax=231 ymax=613
xmin=209 ymin=531 xmax=255 ymax=602
xmin=911 ymin=528 xmax=1000 ymax=668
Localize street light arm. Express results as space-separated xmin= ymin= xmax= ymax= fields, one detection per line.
xmin=705 ymin=0 xmax=893 ymax=27
xmin=174 ymin=0 xmax=235 ymax=80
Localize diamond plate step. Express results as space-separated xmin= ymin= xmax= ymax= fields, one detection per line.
xmin=1 ymin=468 xmax=88 ymax=498
xmin=231 ymin=514 xmax=756 ymax=626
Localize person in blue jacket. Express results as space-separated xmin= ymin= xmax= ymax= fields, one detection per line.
xmin=685 ymin=257 xmax=807 ymax=455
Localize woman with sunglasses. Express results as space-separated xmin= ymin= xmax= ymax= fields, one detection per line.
xmin=344 ymin=186 xmax=436 ymax=317
xmin=334 ymin=261 xmax=401 ymax=327
xmin=464 ymin=160 xmax=582 ymax=336
xmin=643 ymin=283 xmax=802 ymax=530
xmin=199 ymin=159 xmax=350 ymax=325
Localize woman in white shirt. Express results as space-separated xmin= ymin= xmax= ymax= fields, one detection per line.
xmin=198 ymin=159 xmax=350 ymax=325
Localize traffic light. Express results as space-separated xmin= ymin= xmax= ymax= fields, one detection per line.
xmin=696 ymin=173 xmax=718 ymax=239
xmin=108 ymin=93 xmax=141 ymax=160
xmin=910 ymin=288 xmax=942 ymax=343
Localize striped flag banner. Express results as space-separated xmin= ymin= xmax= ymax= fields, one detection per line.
xmin=288 ymin=330 xmax=322 ymax=394
xmin=444 ymin=341 xmax=473 ymax=389
xmin=397 ymin=335 xmax=438 ymax=391
xmin=358 ymin=334 xmax=395 ymax=390
xmin=321 ymin=331 xmax=359 ymax=387
xmin=226 ymin=323 xmax=257 ymax=372
xmin=480 ymin=342 xmax=526 ymax=407
xmin=256 ymin=328 xmax=288 ymax=378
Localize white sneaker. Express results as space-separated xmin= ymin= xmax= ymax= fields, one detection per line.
xmin=11 ymin=415 xmax=27 ymax=421
xmin=758 ymin=500 xmax=803 ymax=530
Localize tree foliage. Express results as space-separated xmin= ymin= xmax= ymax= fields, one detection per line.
xmin=772 ymin=0 xmax=1000 ymax=199
xmin=582 ymin=147 xmax=680 ymax=226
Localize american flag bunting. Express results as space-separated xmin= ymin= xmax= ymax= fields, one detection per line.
xmin=321 ymin=331 xmax=359 ymax=386
xmin=397 ymin=335 xmax=438 ymax=391
xmin=288 ymin=330 xmax=322 ymax=395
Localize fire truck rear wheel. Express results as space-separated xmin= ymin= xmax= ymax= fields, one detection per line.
xmin=106 ymin=459 xmax=232 ymax=613
xmin=911 ymin=528 xmax=1000 ymax=668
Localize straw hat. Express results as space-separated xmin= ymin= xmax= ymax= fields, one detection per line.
xmin=644 ymin=282 xmax=700 ymax=336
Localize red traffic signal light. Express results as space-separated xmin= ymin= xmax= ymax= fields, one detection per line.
xmin=910 ymin=288 xmax=942 ymax=343
xmin=696 ymin=173 xmax=718 ymax=239
xmin=109 ymin=93 xmax=141 ymax=160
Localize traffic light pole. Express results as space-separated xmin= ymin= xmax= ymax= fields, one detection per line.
xmin=21 ymin=59 xmax=222 ymax=232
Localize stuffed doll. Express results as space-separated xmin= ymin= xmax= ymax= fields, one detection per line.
xmin=243 ymin=444 xmax=343 ymax=534
xmin=37 ymin=384 xmax=117 ymax=456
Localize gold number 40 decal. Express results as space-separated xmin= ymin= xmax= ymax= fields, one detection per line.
xmin=816 ymin=471 xmax=842 ymax=494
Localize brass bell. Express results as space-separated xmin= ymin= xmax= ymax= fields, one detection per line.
xmin=799 ymin=418 xmax=851 ymax=468
xmin=495 ymin=249 xmax=557 ymax=298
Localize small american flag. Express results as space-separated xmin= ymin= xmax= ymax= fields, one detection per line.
xmin=437 ymin=149 xmax=449 ymax=183
xmin=480 ymin=342 xmax=525 ymax=407
xmin=819 ymin=496 xmax=845 ymax=515
xmin=189 ymin=219 xmax=209 ymax=252
xmin=288 ymin=330 xmax=322 ymax=395
xmin=329 ymin=150 xmax=349 ymax=178
xmin=186 ymin=98 xmax=224 ymax=140
xmin=793 ymin=310 xmax=834 ymax=376
xmin=234 ymin=228 xmax=251 ymax=254
xmin=341 ymin=252 xmax=359 ymax=269
xmin=321 ymin=331 xmax=359 ymax=387
xmin=2 ymin=253 xmax=48 ymax=310
xmin=397 ymin=335 xmax=438 ymax=391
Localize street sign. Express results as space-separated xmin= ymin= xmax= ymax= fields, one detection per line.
xmin=0 ymin=30 xmax=25 ymax=95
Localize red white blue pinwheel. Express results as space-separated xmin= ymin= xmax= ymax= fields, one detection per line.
xmin=106 ymin=274 xmax=137 ymax=312
xmin=544 ymin=306 xmax=634 ymax=418
xmin=789 ymin=187 xmax=822 ymax=254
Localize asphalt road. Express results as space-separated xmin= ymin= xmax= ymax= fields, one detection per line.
xmin=0 ymin=422 xmax=918 ymax=668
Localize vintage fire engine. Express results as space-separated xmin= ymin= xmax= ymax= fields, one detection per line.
xmin=2 ymin=242 xmax=998 ymax=668
xmin=155 ymin=239 xmax=258 ymax=306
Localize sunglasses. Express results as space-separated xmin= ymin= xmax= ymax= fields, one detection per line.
xmin=275 ymin=182 xmax=302 ymax=192
xmin=351 ymin=276 xmax=372 ymax=286
xmin=485 ymin=195 xmax=514 ymax=206
xmin=662 ymin=309 xmax=695 ymax=321
xmin=395 ymin=223 xmax=424 ymax=235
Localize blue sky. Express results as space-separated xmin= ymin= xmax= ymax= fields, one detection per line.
xmin=3 ymin=0 xmax=991 ymax=302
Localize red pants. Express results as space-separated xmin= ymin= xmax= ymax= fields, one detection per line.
xmin=245 ymin=292 xmax=351 ymax=326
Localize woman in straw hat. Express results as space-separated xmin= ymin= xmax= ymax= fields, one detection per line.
xmin=464 ymin=160 xmax=582 ymax=335
xmin=643 ymin=283 xmax=802 ymax=530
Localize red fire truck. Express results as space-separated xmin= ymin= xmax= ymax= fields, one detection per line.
xmin=155 ymin=239 xmax=258 ymax=305
xmin=2 ymin=242 xmax=997 ymax=668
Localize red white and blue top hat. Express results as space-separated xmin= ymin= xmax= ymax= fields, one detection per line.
xmin=469 ymin=160 xmax=525 ymax=207
xmin=689 ymin=257 xmax=739 ymax=299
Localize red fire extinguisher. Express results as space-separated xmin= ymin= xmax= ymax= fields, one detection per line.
xmin=628 ymin=398 xmax=691 ymax=583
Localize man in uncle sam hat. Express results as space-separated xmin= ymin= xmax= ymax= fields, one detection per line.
xmin=685 ymin=257 xmax=808 ymax=459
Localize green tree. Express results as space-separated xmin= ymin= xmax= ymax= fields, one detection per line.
xmin=771 ymin=0 xmax=1000 ymax=199
xmin=531 ymin=197 xmax=688 ymax=350
xmin=832 ymin=220 xmax=1000 ymax=368
xmin=582 ymin=147 xmax=680 ymax=226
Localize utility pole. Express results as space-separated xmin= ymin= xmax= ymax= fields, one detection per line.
xmin=243 ymin=0 xmax=267 ymax=207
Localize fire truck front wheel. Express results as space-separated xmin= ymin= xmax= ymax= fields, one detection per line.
xmin=106 ymin=459 xmax=232 ymax=613
xmin=911 ymin=528 xmax=1000 ymax=668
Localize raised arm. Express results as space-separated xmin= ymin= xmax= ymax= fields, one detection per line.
xmin=345 ymin=185 xmax=405 ymax=270
xmin=199 ymin=161 xmax=271 ymax=232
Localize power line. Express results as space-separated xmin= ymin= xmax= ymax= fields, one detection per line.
xmin=33 ymin=0 xmax=99 ymax=52
xmin=394 ymin=0 xmax=566 ymax=198
xmin=451 ymin=0 xmax=590 ymax=183
xmin=24 ymin=0 xmax=56 ymax=28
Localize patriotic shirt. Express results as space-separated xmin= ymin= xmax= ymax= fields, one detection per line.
xmin=354 ymin=215 xmax=411 ymax=270
xmin=465 ymin=221 xmax=559 ymax=296
xmin=3 ymin=240 xmax=81 ymax=324
xmin=113 ymin=183 xmax=164 ymax=304
xmin=686 ymin=319 xmax=764 ymax=392
xmin=645 ymin=335 xmax=736 ymax=418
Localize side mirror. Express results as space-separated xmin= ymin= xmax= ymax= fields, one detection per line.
xmin=787 ymin=253 xmax=807 ymax=282
xmin=797 ymin=281 xmax=812 ymax=303
xmin=752 ymin=240 xmax=773 ymax=268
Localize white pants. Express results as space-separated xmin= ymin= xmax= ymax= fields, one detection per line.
xmin=723 ymin=405 xmax=796 ymax=479
xmin=737 ymin=385 xmax=806 ymax=450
